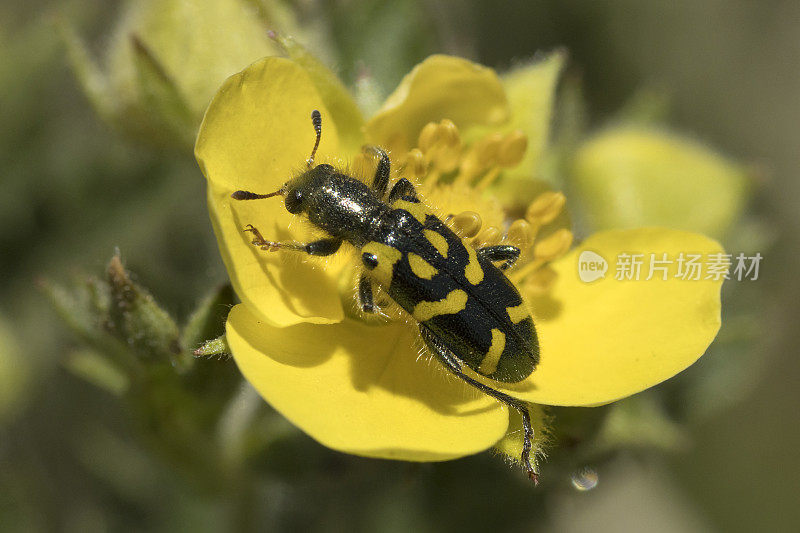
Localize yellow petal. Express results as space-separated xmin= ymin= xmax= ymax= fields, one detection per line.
xmin=272 ymin=34 xmax=365 ymax=153
xmin=498 ymin=228 xmax=724 ymax=406
xmin=365 ymin=55 xmax=509 ymax=154
xmin=196 ymin=57 xmax=345 ymax=326
xmin=501 ymin=51 xmax=566 ymax=176
xmin=226 ymin=304 xmax=509 ymax=460
xmin=571 ymin=127 xmax=750 ymax=239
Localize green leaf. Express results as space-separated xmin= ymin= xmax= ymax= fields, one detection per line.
xmin=570 ymin=126 xmax=750 ymax=239
xmin=57 ymin=18 xmax=116 ymax=123
xmin=594 ymin=395 xmax=688 ymax=453
xmin=65 ymin=349 xmax=129 ymax=396
xmin=0 ymin=317 xmax=30 ymax=422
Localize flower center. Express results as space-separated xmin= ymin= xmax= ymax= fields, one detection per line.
xmin=347 ymin=119 xmax=573 ymax=319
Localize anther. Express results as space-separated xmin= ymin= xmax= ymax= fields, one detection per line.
xmin=438 ymin=119 xmax=460 ymax=146
xmin=418 ymin=122 xmax=440 ymax=153
xmin=475 ymin=133 xmax=504 ymax=166
xmin=473 ymin=226 xmax=502 ymax=248
xmin=533 ymin=228 xmax=573 ymax=261
xmin=497 ymin=131 xmax=528 ymax=168
xmin=402 ymin=149 xmax=427 ymax=180
xmin=507 ymin=219 xmax=536 ymax=250
xmin=526 ymin=191 xmax=566 ymax=225
xmin=523 ymin=266 xmax=557 ymax=296
xmin=450 ymin=211 xmax=483 ymax=238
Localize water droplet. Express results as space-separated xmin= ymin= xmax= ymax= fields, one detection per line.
xmin=571 ymin=467 xmax=599 ymax=491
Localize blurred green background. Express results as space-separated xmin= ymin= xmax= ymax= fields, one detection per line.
xmin=1 ymin=0 xmax=798 ymax=531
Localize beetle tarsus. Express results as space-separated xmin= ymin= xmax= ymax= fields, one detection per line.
xmin=419 ymin=325 xmax=538 ymax=485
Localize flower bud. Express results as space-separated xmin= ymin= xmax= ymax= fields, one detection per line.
xmin=62 ymin=0 xmax=288 ymax=150
xmin=106 ymin=256 xmax=184 ymax=368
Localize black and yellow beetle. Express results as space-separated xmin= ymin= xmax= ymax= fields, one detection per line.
xmin=232 ymin=110 xmax=540 ymax=482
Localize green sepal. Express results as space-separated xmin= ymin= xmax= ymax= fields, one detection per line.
xmin=129 ymin=35 xmax=196 ymax=149
xmin=40 ymin=277 xmax=132 ymax=369
xmin=181 ymin=284 xmax=235 ymax=356
xmin=106 ymin=255 xmax=186 ymax=370
xmin=192 ymin=335 xmax=231 ymax=358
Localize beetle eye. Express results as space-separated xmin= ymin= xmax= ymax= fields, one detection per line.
xmin=361 ymin=252 xmax=378 ymax=270
xmin=285 ymin=189 xmax=304 ymax=214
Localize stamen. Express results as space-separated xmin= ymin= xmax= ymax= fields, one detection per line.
xmin=533 ymin=229 xmax=573 ymax=262
xmin=438 ymin=119 xmax=459 ymax=145
xmin=473 ymin=226 xmax=502 ymax=248
xmin=449 ymin=211 xmax=483 ymax=238
xmin=476 ymin=133 xmax=504 ymax=166
xmin=523 ymin=266 xmax=557 ymax=296
xmin=475 ymin=167 xmax=501 ymax=190
xmin=526 ymin=191 xmax=566 ymax=226
xmin=418 ymin=122 xmax=440 ymax=153
xmin=507 ymin=219 xmax=536 ymax=251
xmin=401 ymin=149 xmax=427 ymax=180
xmin=497 ymin=131 xmax=528 ymax=168
xmin=455 ymin=133 xmax=503 ymax=185
xmin=418 ymin=119 xmax=462 ymax=174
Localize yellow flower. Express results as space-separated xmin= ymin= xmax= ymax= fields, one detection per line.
xmin=195 ymin=54 xmax=724 ymax=474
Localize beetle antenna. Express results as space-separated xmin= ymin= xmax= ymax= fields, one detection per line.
xmin=307 ymin=109 xmax=322 ymax=167
xmin=231 ymin=189 xmax=283 ymax=201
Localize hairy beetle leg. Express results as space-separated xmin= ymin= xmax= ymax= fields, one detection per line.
xmin=358 ymin=273 xmax=377 ymax=313
xmin=363 ymin=146 xmax=391 ymax=199
xmin=478 ymin=245 xmax=521 ymax=271
xmin=387 ymin=178 xmax=419 ymax=204
xmin=243 ymin=224 xmax=342 ymax=256
xmin=419 ymin=326 xmax=538 ymax=484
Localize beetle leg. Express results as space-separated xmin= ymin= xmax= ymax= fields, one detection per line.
xmin=419 ymin=326 xmax=538 ymax=484
xmin=477 ymin=245 xmax=521 ymax=270
xmin=244 ymin=224 xmax=342 ymax=256
xmin=363 ymin=146 xmax=391 ymax=199
xmin=387 ymin=178 xmax=419 ymax=204
xmin=358 ymin=273 xmax=377 ymax=313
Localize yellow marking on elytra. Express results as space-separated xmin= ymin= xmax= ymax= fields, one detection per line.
xmin=506 ymin=303 xmax=529 ymax=324
xmin=362 ymin=241 xmax=402 ymax=287
xmin=424 ymin=229 xmax=449 ymax=258
xmin=464 ymin=243 xmax=484 ymax=285
xmin=394 ymin=199 xmax=430 ymax=225
xmin=407 ymin=252 xmax=438 ymax=280
xmin=478 ymin=328 xmax=506 ymax=375
xmin=412 ymin=289 xmax=468 ymax=322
